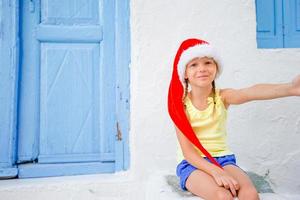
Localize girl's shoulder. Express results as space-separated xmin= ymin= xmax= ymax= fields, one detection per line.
xmin=218 ymin=88 xmax=226 ymax=97
xmin=218 ymin=88 xmax=230 ymax=109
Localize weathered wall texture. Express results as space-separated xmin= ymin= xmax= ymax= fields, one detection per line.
xmin=1 ymin=1 xmax=300 ymax=199
xmin=130 ymin=0 xmax=300 ymax=194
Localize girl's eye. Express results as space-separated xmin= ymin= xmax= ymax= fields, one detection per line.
xmin=189 ymin=63 xmax=197 ymax=67
xmin=205 ymin=61 xmax=213 ymax=65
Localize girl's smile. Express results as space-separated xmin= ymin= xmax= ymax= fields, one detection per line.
xmin=196 ymin=75 xmax=209 ymax=78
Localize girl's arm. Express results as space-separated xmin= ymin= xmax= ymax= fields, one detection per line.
xmin=175 ymin=127 xmax=239 ymax=196
xmin=221 ymin=75 xmax=300 ymax=106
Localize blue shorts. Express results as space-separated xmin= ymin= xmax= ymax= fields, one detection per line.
xmin=176 ymin=154 xmax=238 ymax=191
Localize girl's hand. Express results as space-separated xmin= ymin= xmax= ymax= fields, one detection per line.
xmin=290 ymin=75 xmax=300 ymax=96
xmin=211 ymin=169 xmax=240 ymax=197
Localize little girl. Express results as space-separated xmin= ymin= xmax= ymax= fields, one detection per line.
xmin=168 ymin=38 xmax=300 ymax=200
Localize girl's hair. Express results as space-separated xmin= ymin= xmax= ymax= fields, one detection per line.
xmin=184 ymin=78 xmax=189 ymax=100
xmin=212 ymin=80 xmax=216 ymax=105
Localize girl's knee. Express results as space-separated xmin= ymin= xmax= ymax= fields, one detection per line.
xmin=215 ymin=190 xmax=234 ymax=200
xmin=239 ymin=186 xmax=259 ymax=200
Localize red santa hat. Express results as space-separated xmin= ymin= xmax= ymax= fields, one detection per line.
xmin=168 ymin=38 xmax=223 ymax=168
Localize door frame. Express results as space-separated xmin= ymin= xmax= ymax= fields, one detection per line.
xmin=114 ymin=0 xmax=130 ymax=171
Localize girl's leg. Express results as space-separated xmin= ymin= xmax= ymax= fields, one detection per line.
xmin=223 ymin=165 xmax=260 ymax=200
xmin=185 ymin=169 xmax=234 ymax=200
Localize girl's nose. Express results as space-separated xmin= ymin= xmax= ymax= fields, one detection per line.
xmin=197 ymin=65 xmax=207 ymax=72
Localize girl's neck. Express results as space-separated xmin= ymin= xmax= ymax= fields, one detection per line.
xmin=189 ymin=86 xmax=213 ymax=102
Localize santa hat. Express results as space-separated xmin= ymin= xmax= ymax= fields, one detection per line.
xmin=168 ymin=38 xmax=223 ymax=168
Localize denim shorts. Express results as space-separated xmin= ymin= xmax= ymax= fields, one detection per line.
xmin=176 ymin=154 xmax=238 ymax=191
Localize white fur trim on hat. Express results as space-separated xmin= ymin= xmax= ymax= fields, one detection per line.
xmin=177 ymin=43 xmax=222 ymax=84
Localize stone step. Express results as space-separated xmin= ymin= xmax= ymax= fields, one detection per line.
xmin=146 ymin=171 xmax=300 ymax=200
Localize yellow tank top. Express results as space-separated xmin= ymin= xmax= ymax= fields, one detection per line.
xmin=177 ymin=89 xmax=233 ymax=162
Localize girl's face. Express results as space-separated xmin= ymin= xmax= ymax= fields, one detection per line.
xmin=184 ymin=57 xmax=218 ymax=88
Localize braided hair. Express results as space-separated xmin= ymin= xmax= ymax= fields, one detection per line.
xmin=183 ymin=78 xmax=189 ymax=101
xmin=212 ymin=80 xmax=216 ymax=105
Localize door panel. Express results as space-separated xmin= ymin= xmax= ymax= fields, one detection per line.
xmin=41 ymin=0 xmax=99 ymax=25
xmin=255 ymin=0 xmax=284 ymax=48
xmin=39 ymin=43 xmax=101 ymax=163
xmin=283 ymin=0 xmax=300 ymax=47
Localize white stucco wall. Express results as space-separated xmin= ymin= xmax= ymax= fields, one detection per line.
xmin=130 ymin=0 xmax=300 ymax=194
xmin=1 ymin=1 xmax=300 ymax=199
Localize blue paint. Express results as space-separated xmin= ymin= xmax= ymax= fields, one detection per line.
xmin=18 ymin=162 xmax=115 ymax=178
xmin=0 ymin=0 xmax=130 ymax=178
xmin=256 ymin=0 xmax=300 ymax=48
xmin=40 ymin=0 xmax=99 ymax=25
xmin=99 ymin=0 xmax=116 ymax=162
xmin=255 ymin=0 xmax=284 ymax=48
xmin=35 ymin=25 xmax=103 ymax=42
xmin=283 ymin=0 xmax=300 ymax=47
xmin=39 ymin=43 xmax=103 ymax=163
xmin=17 ymin=0 xmax=116 ymax=178
xmin=0 ymin=0 xmax=19 ymax=178
xmin=115 ymin=0 xmax=131 ymax=171
xmin=17 ymin=0 xmax=42 ymax=163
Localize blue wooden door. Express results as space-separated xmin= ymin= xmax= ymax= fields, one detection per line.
xmin=17 ymin=0 xmax=123 ymax=178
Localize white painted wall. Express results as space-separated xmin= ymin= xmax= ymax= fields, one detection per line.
xmin=130 ymin=0 xmax=300 ymax=195
xmin=1 ymin=0 xmax=300 ymax=199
